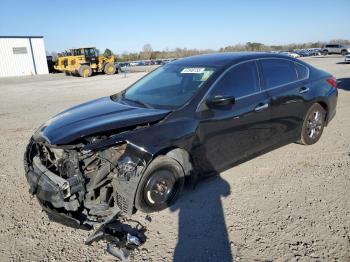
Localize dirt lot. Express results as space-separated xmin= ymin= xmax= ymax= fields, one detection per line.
xmin=0 ymin=56 xmax=349 ymax=261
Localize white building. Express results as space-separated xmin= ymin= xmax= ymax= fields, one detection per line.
xmin=0 ymin=36 xmax=49 ymax=77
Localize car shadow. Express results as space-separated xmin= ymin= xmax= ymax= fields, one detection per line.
xmin=170 ymin=174 xmax=233 ymax=262
xmin=336 ymin=62 xmax=349 ymax=64
xmin=337 ymin=78 xmax=350 ymax=91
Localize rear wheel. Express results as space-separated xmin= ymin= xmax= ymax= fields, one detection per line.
xmin=341 ymin=50 xmax=348 ymax=56
xmin=135 ymin=156 xmax=185 ymax=213
xmin=322 ymin=50 xmax=328 ymax=56
xmin=104 ymin=62 xmax=116 ymax=75
xmin=78 ymin=65 xmax=92 ymax=78
xmin=299 ymin=103 xmax=326 ymax=145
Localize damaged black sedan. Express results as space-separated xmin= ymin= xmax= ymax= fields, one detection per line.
xmin=24 ymin=52 xmax=337 ymax=229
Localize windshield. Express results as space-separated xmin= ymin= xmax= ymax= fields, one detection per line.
xmin=122 ymin=64 xmax=216 ymax=108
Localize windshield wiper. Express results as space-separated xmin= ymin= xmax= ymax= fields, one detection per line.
xmin=122 ymin=96 xmax=153 ymax=109
xmin=132 ymin=99 xmax=153 ymax=109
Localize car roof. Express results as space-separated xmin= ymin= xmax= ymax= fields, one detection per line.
xmin=170 ymin=52 xmax=295 ymax=67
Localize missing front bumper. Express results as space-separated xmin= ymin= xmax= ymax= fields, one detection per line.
xmin=24 ymin=137 xmax=151 ymax=229
xmin=25 ymin=159 xmax=89 ymax=228
xmin=25 ymin=156 xmax=81 ymax=211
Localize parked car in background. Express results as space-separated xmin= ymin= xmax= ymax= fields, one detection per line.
xmin=129 ymin=61 xmax=140 ymax=66
xmin=280 ymin=51 xmax=301 ymax=58
xmin=117 ymin=62 xmax=130 ymax=68
xmin=307 ymin=48 xmax=322 ymax=56
xmin=322 ymin=44 xmax=350 ymax=56
xmin=153 ymin=60 xmax=163 ymax=65
xmin=345 ymin=54 xmax=350 ymax=63
xmin=294 ymin=50 xmax=310 ymax=57
xmin=24 ymin=52 xmax=338 ymax=229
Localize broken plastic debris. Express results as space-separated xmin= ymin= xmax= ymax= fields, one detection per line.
xmin=107 ymin=242 xmax=130 ymax=262
xmin=85 ymin=215 xmax=146 ymax=260
xmin=145 ymin=215 xmax=152 ymax=223
xmin=127 ymin=233 xmax=141 ymax=246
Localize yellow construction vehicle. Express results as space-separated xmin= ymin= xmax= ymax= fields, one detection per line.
xmin=54 ymin=47 xmax=118 ymax=77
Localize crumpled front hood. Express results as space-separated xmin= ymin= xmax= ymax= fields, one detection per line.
xmin=37 ymin=96 xmax=171 ymax=145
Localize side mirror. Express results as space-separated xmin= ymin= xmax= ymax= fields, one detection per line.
xmin=206 ymin=95 xmax=235 ymax=108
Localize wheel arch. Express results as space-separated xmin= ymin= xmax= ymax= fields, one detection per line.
xmin=150 ymin=146 xmax=194 ymax=177
xmin=164 ymin=147 xmax=194 ymax=177
xmin=132 ymin=147 xmax=191 ymax=213
xmin=315 ymin=100 xmax=329 ymax=123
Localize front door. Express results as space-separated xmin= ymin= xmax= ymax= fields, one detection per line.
xmin=196 ymin=60 xmax=272 ymax=173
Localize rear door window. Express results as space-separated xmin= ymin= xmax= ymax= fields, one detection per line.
xmin=210 ymin=61 xmax=260 ymax=98
xmin=260 ymin=59 xmax=298 ymax=89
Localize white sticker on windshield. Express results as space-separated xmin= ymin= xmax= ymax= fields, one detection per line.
xmin=181 ymin=68 xmax=206 ymax=74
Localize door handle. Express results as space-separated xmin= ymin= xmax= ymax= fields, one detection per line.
xmin=299 ymin=87 xmax=310 ymax=94
xmin=255 ymin=103 xmax=269 ymax=112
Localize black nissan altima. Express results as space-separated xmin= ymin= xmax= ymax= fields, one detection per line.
xmin=24 ymin=52 xmax=338 ymax=228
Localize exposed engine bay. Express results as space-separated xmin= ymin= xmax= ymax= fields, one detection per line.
xmin=24 ymin=133 xmax=152 ymax=229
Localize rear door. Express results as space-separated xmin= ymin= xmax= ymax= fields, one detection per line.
xmin=196 ymin=60 xmax=272 ymax=172
xmin=334 ymin=45 xmax=341 ymax=54
xmin=258 ymin=58 xmax=310 ymax=145
xmin=328 ymin=45 xmax=335 ymax=53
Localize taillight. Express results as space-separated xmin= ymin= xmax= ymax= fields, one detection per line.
xmin=327 ymin=77 xmax=337 ymax=88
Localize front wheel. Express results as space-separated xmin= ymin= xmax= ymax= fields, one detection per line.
xmin=135 ymin=156 xmax=185 ymax=213
xmin=341 ymin=50 xmax=348 ymax=56
xmin=78 ymin=65 xmax=92 ymax=78
xmin=299 ymin=103 xmax=326 ymax=145
xmin=104 ymin=62 xmax=116 ymax=75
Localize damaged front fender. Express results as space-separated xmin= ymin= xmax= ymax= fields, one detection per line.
xmin=111 ymin=142 xmax=153 ymax=216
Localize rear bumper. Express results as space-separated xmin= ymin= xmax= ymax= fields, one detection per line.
xmin=325 ymin=88 xmax=338 ymax=125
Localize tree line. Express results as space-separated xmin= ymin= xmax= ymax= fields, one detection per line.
xmin=114 ymin=39 xmax=350 ymax=62
xmin=47 ymin=39 xmax=350 ymax=62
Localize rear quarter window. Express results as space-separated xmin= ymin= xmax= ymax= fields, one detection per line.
xmin=295 ymin=63 xmax=309 ymax=80
xmin=260 ymin=59 xmax=298 ymax=89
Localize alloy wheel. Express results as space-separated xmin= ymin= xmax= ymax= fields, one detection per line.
xmin=307 ymin=110 xmax=323 ymax=139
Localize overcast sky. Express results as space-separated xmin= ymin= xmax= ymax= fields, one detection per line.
xmin=1 ymin=0 xmax=349 ymax=54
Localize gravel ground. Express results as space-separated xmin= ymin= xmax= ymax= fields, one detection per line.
xmin=0 ymin=56 xmax=349 ymax=261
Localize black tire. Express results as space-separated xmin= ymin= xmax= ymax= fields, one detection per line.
xmin=135 ymin=156 xmax=185 ymax=213
xmin=65 ymin=71 xmax=71 ymax=76
xmin=115 ymin=65 xmax=121 ymax=74
xmin=322 ymin=50 xmax=328 ymax=56
xmin=104 ymin=62 xmax=116 ymax=75
xmin=299 ymin=103 xmax=326 ymax=145
xmin=78 ymin=65 xmax=92 ymax=78
xmin=341 ymin=50 xmax=347 ymax=56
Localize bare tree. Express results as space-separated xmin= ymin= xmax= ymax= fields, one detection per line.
xmin=142 ymin=44 xmax=153 ymax=60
